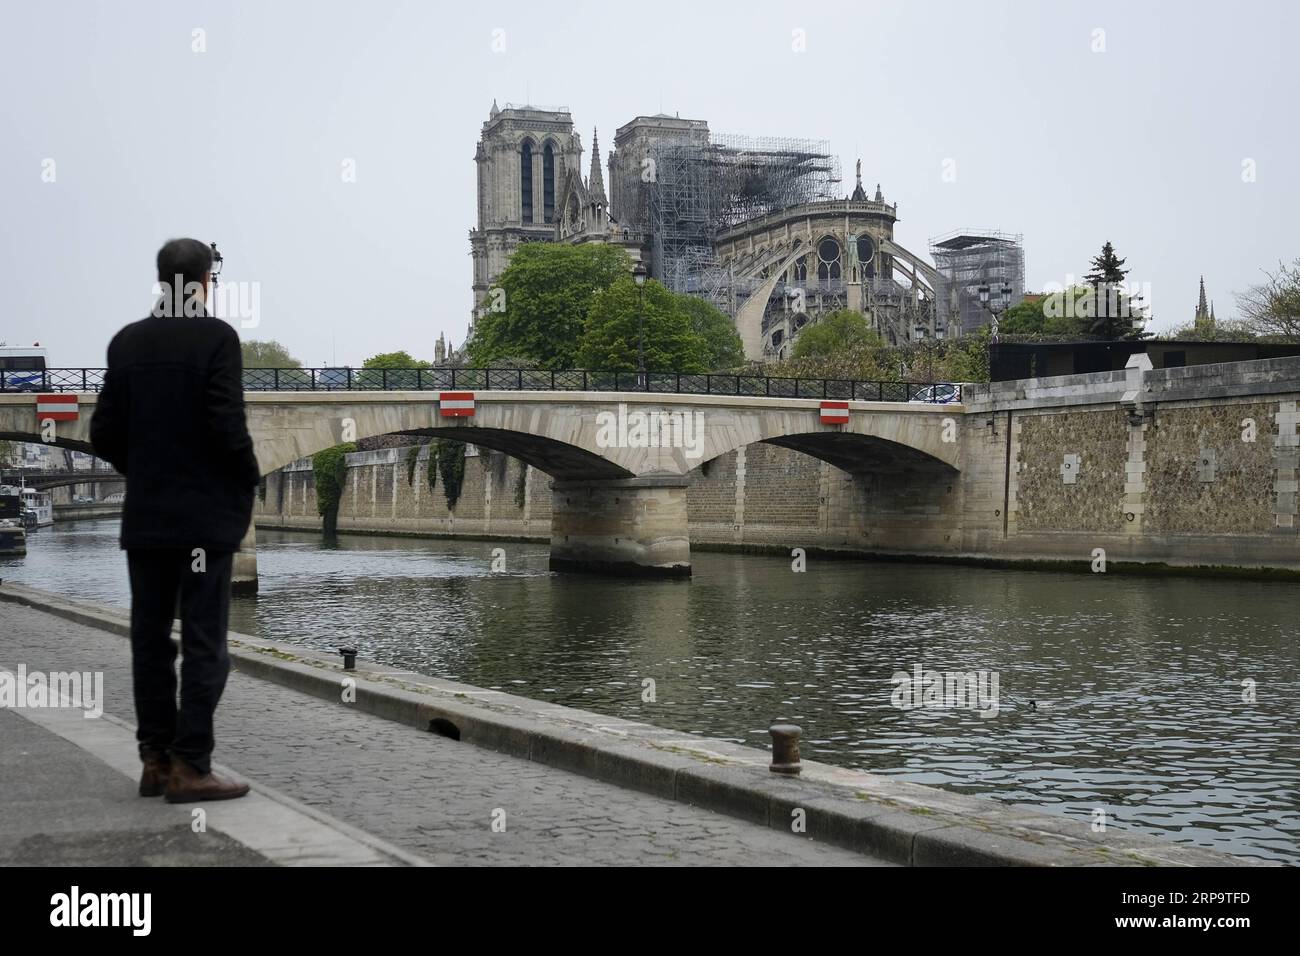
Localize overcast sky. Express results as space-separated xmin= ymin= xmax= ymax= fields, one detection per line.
xmin=2 ymin=0 xmax=1296 ymax=367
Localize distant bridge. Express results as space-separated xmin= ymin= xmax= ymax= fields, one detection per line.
xmin=0 ymin=467 xmax=123 ymax=490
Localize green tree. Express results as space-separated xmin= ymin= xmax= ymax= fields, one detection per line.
xmin=1162 ymin=317 xmax=1257 ymax=341
xmin=791 ymin=309 xmax=882 ymax=359
xmin=1082 ymin=241 xmax=1146 ymax=339
xmin=998 ymin=297 xmax=1049 ymax=335
xmin=362 ymin=350 xmax=430 ymax=369
xmin=1085 ymin=241 xmax=1129 ymax=286
xmin=935 ymin=329 xmax=990 ymax=382
xmin=1001 ymin=290 xmax=1090 ymax=336
xmin=676 ymin=295 xmax=745 ymax=370
xmin=241 ymin=340 xmax=302 ymax=367
xmin=359 ymin=350 xmax=432 ymax=389
xmin=1236 ymin=258 xmax=1300 ymax=341
xmin=575 ymin=277 xmax=710 ymax=373
xmin=469 ymin=243 xmax=632 ymax=368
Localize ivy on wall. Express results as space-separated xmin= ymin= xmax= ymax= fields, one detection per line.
xmin=432 ymin=439 xmax=466 ymax=509
xmin=514 ymin=460 xmax=528 ymax=510
xmin=312 ymin=442 xmax=356 ymax=534
xmin=406 ymin=443 xmax=420 ymax=486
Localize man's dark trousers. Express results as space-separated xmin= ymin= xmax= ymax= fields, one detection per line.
xmin=127 ymin=549 xmax=234 ymax=775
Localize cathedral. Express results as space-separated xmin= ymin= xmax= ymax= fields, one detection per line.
xmin=468 ymin=102 xmax=1018 ymax=364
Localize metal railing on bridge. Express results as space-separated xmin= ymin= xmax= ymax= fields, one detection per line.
xmin=5 ymin=368 xmax=961 ymax=404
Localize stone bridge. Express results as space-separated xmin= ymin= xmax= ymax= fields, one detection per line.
xmin=0 ymin=389 xmax=961 ymax=581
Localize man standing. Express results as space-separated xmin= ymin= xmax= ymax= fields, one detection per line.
xmin=91 ymin=238 xmax=259 ymax=803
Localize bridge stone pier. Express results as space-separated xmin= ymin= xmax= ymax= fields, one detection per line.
xmin=550 ymin=477 xmax=692 ymax=576
xmin=1 ymin=389 xmax=961 ymax=585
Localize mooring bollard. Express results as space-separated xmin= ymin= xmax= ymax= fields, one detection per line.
xmin=769 ymin=723 xmax=802 ymax=775
xmin=338 ymin=647 xmax=357 ymax=671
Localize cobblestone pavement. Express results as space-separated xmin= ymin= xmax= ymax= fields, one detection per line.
xmin=0 ymin=603 xmax=887 ymax=866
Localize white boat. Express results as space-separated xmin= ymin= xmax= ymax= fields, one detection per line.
xmin=0 ymin=484 xmax=52 ymax=527
xmin=20 ymin=486 xmax=53 ymax=527
xmin=0 ymin=488 xmax=28 ymax=555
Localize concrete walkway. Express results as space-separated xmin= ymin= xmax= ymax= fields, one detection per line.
xmin=0 ymin=603 xmax=884 ymax=866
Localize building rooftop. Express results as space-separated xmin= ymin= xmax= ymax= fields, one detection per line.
xmin=930 ymin=230 xmax=1023 ymax=251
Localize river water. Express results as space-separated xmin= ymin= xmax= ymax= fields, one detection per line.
xmin=4 ymin=517 xmax=1297 ymax=863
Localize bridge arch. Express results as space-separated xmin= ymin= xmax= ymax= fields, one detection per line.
xmin=684 ymin=404 xmax=960 ymax=477
xmin=245 ymin=396 xmax=639 ymax=481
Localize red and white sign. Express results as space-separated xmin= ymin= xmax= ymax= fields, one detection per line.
xmin=819 ymin=401 xmax=850 ymax=425
xmin=439 ymin=392 xmax=475 ymax=418
xmin=36 ymin=394 xmax=78 ymax=421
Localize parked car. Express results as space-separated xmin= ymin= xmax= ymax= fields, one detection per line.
xmin=909 ymin=382 xmax=961 ymax=403
xmin=908 ymin=383 xmax=961 ymax=405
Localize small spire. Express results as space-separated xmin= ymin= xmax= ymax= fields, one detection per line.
xmin=489 ymin=98 xmax=499 ymax=118
xmin=588 ymin=127 xmax=606 ymax=204
xmin=874 ymin=182 xmax=883 ymax=202
xmin=1197 ymin=275 xmax=1208 ymax=317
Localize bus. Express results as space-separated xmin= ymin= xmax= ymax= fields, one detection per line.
xmin=0 ymin=346 xmax=48 ymax=392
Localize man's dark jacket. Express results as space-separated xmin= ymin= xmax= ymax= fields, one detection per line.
xmin=90 ymin=314 xmax=260 ymax=552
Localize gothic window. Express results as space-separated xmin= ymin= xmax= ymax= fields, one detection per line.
xmin=856 ymin=235 xmax=875 ymax=265
xmin=794 ymin=257 xmax=807 ymax=282
xmin=543 ymin=143 xmax=555 ymax=223
xmin=520 ymin=141 xmax=534 ymax=224
xmin=818 ymin=237 xmax=841 ymax=282
xmin=856 ymin=235 xmax=876 ymax=280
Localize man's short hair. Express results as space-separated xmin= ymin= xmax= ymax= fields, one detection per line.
xmin=156 ymin=238 xmax=213 ymax=288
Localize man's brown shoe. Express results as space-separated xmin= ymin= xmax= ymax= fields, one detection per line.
xmin=163 ymin=760 xmax=250 ymax=804
xmin=139 ymin=751 xmax=171 ymax=797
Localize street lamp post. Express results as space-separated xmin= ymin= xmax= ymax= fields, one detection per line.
xmin=913 ymin=323 xmax=933 ymax=382
xmin=208 ymin=241 xmax=224 ymax=316
xmin=978 ymin=282 xmax=1012 ymax=342
xmin=633 ymin=262 xmax=647 ymax=389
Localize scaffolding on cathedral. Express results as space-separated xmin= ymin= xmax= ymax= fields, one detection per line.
xmin=929 ymin=229 xmax=1026 ymax=335
xmin=647 ymin=134 xmax=841 ymax=311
